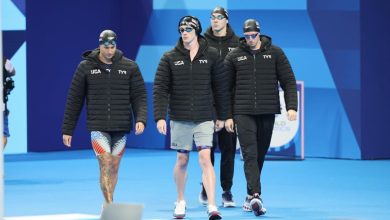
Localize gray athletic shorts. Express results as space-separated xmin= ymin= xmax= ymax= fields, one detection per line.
xmin=170 ymin=120 xmax=214 ymax=151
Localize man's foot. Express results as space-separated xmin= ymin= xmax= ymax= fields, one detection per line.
xmin=173 ymin=200 xmax=186 ymax=219
xmin=222 ymin=191 xmax=236 ymax=208
xmin=198 ymin=183 xmax=208 ymax=206
xmin=242 ymin=195 xmax=252 ymax=212
xmin=249 ymin=194 xmax=266 ymax=216
xmin=207 ymin=205 xmax=222 ymax=220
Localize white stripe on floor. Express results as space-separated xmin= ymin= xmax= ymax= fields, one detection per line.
xmin=5 ymin=214 xmax=99 ymax=220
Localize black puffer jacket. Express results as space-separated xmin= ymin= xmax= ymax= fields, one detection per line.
xmin=224 ymin=35 xmax=297 ymax=116
xmin=153 ymin=36 xmax=228 ymax=122
xmin=62 ymin=48 xmax=147 ymax=135
xmin=204 ymin=24 xmax=240 ymax=59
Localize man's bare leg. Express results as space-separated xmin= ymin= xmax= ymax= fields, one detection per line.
xmin=110 ymin=155 xmax=122 ymax=200
xmin=174 ymin=152 xmax=189 ymax=201
xmin=198 ymin=148 xmax=216 ymax=206
xmin=97 ymin=153 xmax=113 ymax=204
xmin=3 ymin=136 xmax=7 ymax=149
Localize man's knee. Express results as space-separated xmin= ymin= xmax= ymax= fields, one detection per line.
xmin=98 ymin=153 xmax=112 ymax=167
xmin=197 ymin=147 xmax=212 ymax=167
xmin=176 ymin=152 xmax=189 ymax=168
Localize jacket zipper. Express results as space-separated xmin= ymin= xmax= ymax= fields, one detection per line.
xmin=107 ymin=69 xmax=111 ymax=129
xmin=253 ymin=54 xmax=257 ymax=109
xmin=190 ymin=61 xmax=194 ymax=121
xmin=219 ymin=40 xmax=222 ymax=57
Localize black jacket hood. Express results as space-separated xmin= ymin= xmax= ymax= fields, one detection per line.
xmin=81 ymin=48 xmax=124 ymax=64
xmin=174 ymin=35 xmax=209 ymax=58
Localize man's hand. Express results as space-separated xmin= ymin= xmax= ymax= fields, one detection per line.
xmin=224 ymin=118 xmax=234 ymax=133
xmin=287 ymin=109 xmax=297 ymax=121
xmin=135 ymin=122 xmax=145 ymax=135
xmin=215 ymin=120 xmax=225 ymax=132
xmin=63 ymin=134 xmax=72 ymax=147
xmin=157 ymin=119 xmax=167 ymax=135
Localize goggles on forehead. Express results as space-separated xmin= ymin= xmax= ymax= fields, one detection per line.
xmin=244 ymin=33 xmax=258 ymax=39
xmin=210 ymin=15 xmax=225 ymax=20
xmin=100 ymin=40 xmax=117 ymax=47
xmin=179 ymin=27 xmax=194 ymax=33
